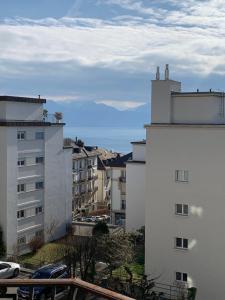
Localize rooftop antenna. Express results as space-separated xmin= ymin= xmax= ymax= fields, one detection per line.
xmin=156 ymin=66 xmax=160 ymax=80
xmin=165 ymin=64 xmax=169 ymax=80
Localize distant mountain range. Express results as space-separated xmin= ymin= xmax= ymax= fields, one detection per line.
xmin=45 ymin=101 xmax=149 ymax=127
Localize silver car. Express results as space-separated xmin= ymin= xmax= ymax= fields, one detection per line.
xmin=0 ymin=261 xmax=20 ymax=278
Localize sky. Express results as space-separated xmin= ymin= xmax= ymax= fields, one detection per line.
xmin=1 ymin=0 xmax=225 ymax=110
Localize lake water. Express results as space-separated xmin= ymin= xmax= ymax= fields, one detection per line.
xmin=64 ymin=126 xmax=146 ymax=153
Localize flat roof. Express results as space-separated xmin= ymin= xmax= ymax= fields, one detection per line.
xmin=171 ymin=91 xmax=223 ymax=97
xmin=0 ymin=95 xmax=46 ymax=104
xmin=131 ymin=140 xmax=146 ymax=145
xmin=0 ymin=121 xmax=65 ymax=127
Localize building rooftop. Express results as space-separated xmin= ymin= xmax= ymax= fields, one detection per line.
xmin=171 ymin=91 xmax=224 ymax=96
xmin=106 ymin=152 xmax=133 ymax=168
xmin=0 ymin=95 xmax=46 ymax=104
xmin=131 ymin=140 xmax=146 ymax=145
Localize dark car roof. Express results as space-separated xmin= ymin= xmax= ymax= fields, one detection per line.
xmin=36 ymin=264 xmax=67 ymax=275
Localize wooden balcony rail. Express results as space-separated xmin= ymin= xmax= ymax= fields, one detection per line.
xmin=0 ymin=278 xmax=135 ymax=300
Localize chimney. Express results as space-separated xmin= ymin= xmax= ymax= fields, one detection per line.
xmin=156 ymin=66 xmax=160 ymax=80
xmin=165 ymin=64 xmax=169 ymax=80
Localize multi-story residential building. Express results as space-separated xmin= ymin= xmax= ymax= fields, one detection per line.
xmin=109 ymin=153 xmax=132 ymax=225
xmin=70 ymin=139 xmax=98 ymax=213
xmin=145 ymin=65 xmax=225 ymax=299
xmin=126 ymin=140 xmax=146 ymax=231
xmin=96 ymin=149 xmax=118 ymax=212
xmin=0 ymin=95 xmax=72 ymax=255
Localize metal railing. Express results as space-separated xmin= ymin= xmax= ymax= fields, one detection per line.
xmin=0 ymin=278 xmax=135 ymax=300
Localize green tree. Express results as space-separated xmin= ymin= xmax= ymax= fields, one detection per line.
xmin=92 ymin=221 xmax=109 ymax=236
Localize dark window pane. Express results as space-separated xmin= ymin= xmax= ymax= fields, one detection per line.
xmin=183 ymin=205 xmax=188 ymax=215
xmin=176 ymin=204 xmax=182 ymax=214
xmin=176 ymin=238 xmax=182 ymax=248
xmin=183 ymin=239 xmax=188 ymax=249
xmin=183 ymin=273 xmax=188 ymax=282
xmin=176 ymin=272 xmax=182 ymax=281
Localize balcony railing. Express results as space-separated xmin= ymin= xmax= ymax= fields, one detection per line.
xmin=0 ymin=278 xmax=135 ymax=300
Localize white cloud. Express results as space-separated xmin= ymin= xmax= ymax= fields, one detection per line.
xmin=96 ymin=99 xmax=145 ymax=110
xmin=1 ymin=0 xmax=225 ymax=76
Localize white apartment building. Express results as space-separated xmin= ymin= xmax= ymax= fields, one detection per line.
xmin=70 ymin=139 xmax=98 ymax=213
xmin=145 ymin=65 xmax=225 ymax=299
xmin=0 ymin=96 xmax=72 ymax=255
xmin=109 ymin=153 xmax=132 ymax=225
xmin=126 ymin=140 xmax=146 ymax=231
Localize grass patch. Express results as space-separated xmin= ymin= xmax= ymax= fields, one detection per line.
xmin=112 ymin=263 xmax=144 ymax=280
xmin=19 ymin=243 xmax=65 ymax=269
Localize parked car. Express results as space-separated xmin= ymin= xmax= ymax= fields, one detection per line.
xmin=17 ymin=264 xmax=69 ymax=300
xmin=0 ymin=261 xmax=20 ymax=278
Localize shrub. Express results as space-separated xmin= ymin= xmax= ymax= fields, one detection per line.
xmin=29 ymin=236 xmax=44 ymax=253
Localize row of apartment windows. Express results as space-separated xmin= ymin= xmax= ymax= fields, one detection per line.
xmin=17 ymin=156 xmax=44 ymax=167
xmin=17 ymin=131 xmax=44 ymax=141
xmin=175 ymin=172 xmax=189 ymax=282
xmin=17 ymin=206 xmax=43 ymax=219
xmin=73 ymin=158 xmax=97 ymax=170
xmin=17 ymin=181 xmax=44 ymax=193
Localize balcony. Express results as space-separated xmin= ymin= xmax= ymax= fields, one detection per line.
xmin=0 ymin=278 xmax=135 ymax=300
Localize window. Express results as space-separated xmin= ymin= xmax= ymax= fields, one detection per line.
xmin=35 ymin=181 xmax=44 ymax=190
xmin=176 ymin=272 xmax=188 ymax=282
xmin=35 ymin=206 xmax=43 ymax=215
xmin=35 ymin=230 xmax=43 ymax=238
xmin=17 ymin=131 xmax=26 ymax=140
xmin=17 ymin=236 xmax=26 ymax=245
xmin=17 ymin=210 xmax=25 ymax=219
xmin=35 ymin=132 xmax=44 ymax=140
xmin=175 ymin=237 xmax=188 ymax=249
xmin=17 ymin=183 xmax=25 ymax=193
xmin=26 ymin=207 xmax=36 ymax=217
xmin=175 ymin=170 xmax=189 ymax=182
xmin=175 ymin=204 xmax=188 ymax=216
xmin=18 ymin=159 xmax=25 ymax=167
xmin=36 ymin=156 xmax=44 ymax=164
xmin=121 ymin=199 xmax=126 ymax=210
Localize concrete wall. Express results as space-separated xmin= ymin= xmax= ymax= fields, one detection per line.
xmin=44 ymin=125 xmax=72 ymax=242
xmin=126 ymin=162 xmax=145 ymax=231
xmin=111 ymin=168 xmax=123 ymax=211
xmin=172 ymin=95 xmax=225 ymax=124
xmin=145 ymin=125 xmax=225 ymax=300
xmin=0 ymin=101 xmax=43 ymax=121
xmin=132 ymin=144 xmax=145 ymax=161
xmin=151 ymin=80 xmax=181 ymax=123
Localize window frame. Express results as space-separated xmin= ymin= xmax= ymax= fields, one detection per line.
xmin=17 ymin=158 xmax=26 ymax=167
xmin=175 ymin=170 xmax=189 ymax=182
xmin=35 ymin=181 xmax=44 ymax=190
xmin=175 ymin=204 xmax=189 ymax=216
xmin=175 ymin=272 xmax=188 ymax=282
xmin=36 ymin=156 xmax=44 ymax=164
xmin=175 ymin=237 xmax=188 ymax=250
xmin=17 ymin=210 xmax=25 ymax=219
xmin=17 ymin=183 xmax=25 ymax=193
xmin=35 ymin=132 xmax=44 ymax=140
xmin=17 ymin=236 xmax=26 ymax=245
xmin=17 ymin=131 xmax=26 ymax=140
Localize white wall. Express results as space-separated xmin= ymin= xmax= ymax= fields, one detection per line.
xmin=132 ymin=144 xmax=145 ymax=161
xmin=0 ymin=127 xmax=18 ymax=254
xmin=172 ymin=95 xmax=225 ymax=124
xmin=126 ymin=162 xmax=145 ymax=231
xmin=111 ymin=168 xmax=123 ymax=211
xmin=44 ymin=125 xmax=72 ymax=242
xmin=0 ymin=101 xmax=43 ymax=121
xmin=145 ymin=125 xmax=225 ymax=300
xmin=151 ymin=80 xmax=181 ymax=123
